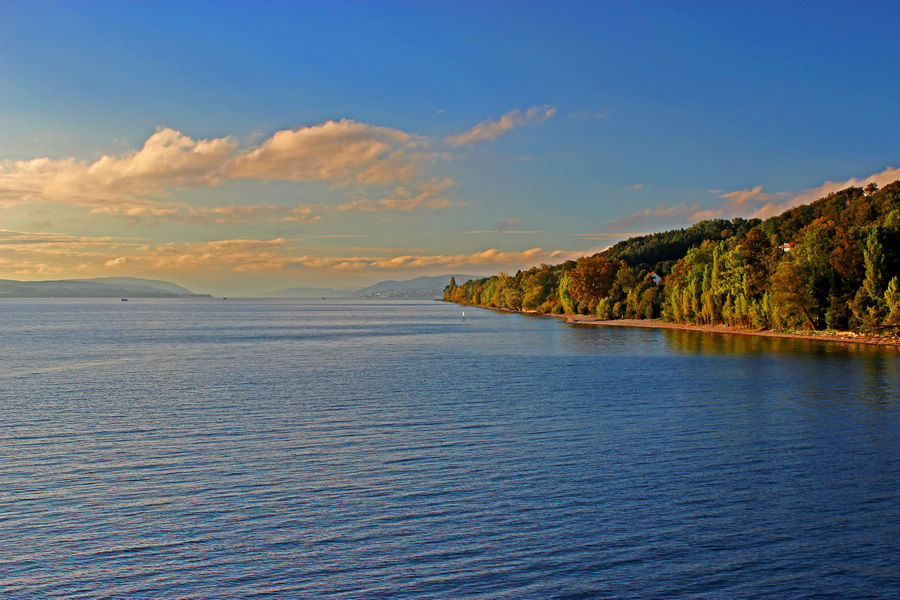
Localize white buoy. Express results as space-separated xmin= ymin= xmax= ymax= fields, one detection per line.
xmin=461 ymin=311 xmax=466 ymax=322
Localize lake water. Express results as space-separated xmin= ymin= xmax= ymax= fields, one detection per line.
xmin=2 ymin=298 xmax=899 ymax=599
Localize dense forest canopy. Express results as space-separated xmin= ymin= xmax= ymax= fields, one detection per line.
xmin=445 ymin=181 xmax=900 ymax=333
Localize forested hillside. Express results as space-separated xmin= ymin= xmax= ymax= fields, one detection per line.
xmin=445 ymin=181 xmax=900 ymax=333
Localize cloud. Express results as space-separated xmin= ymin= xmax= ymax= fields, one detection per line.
xmin=496 ymin=218 xmax=519 ymax=233
xmin=0 ymin=229 xmax=593 ymax=282
xmin=605 ymin=166 xmax=900 ymax=230
xmin=607 ymin=203 xmax=703 ymax=230
xmin=181 ymin=203 xmax=323 ymax=224
xmin=626 ymin=183 xmax=645 ymax=191
xmin=0 ymin=107 xmax=564 ymax=221
xmin=225 ymin=119 xmax=424 ymax=185
xmin=0 ymin=229 xmax=146 ymax=277
xmin=0 ymin=120 xmax=438 ymax=219
xmin=608 ymin=188 xmax=774 ymax=229
xmin=446 ymin=105 xmax=556 ymax=146
xmin=280 ymin=247 xmax=591 ymax=272
xmin=610 ymin=185 xmax=771 ymax=229
xmin=573 ymin=232 xmax=648 ymax=240
xmin=0 ymin=229 xmax=141 ymax=248
xmin=338 ymin=178 xmax=462 ymax=212
xmin=281 ymin=204 xmax=322 ymax=222
xmin=685 ymin=185 xmax=774 ymax=221
xmin=0 ymin=127 xmax=236 ymax=210
xmin=744 ymin=166 xmax=900 ymax=219
xmin=708 ymin=167 xmax=900 ymax=221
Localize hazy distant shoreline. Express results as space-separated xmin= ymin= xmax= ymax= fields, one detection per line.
xmin=0 ymin=277 xmax=209 ymax=299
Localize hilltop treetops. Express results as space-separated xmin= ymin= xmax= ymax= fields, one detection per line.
xmin=445 ymin=181 xmax=900 ymax=334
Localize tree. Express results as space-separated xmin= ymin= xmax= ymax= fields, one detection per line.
xmin=566 ymin=256 xmax=625 ymax=314
xmin=443 ymin=276 xmax=458 ymax=301
xmin=737 ymin=228 xmax=775 ymax=297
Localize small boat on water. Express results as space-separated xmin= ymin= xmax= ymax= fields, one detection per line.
xmin=121 ymin=298 xmax=128 ymax=301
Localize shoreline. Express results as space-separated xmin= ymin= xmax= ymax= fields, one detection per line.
xmin=460 ymin=304 xmax=900 ymax=348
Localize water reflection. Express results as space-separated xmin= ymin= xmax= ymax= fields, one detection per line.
xmin=563 ymin=323 xmax=900 ymax=406
xmin=564 ymin=323 xmax=666 ymax=355
xmin=659 ymin=327 xmax=899 ymax=357
xmin=564 ymin=321 xmax=900 ymax=358
xmin=860 ymin=353 xmax=900 ymax=405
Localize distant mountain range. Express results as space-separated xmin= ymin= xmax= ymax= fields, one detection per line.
xmin=1 ymin=274 xmax=485 ymax=300
xmin=263 ymin=274 xmax=485 ymax=299
xmin=354 ymin=274 xmax=484 ymax=299
xmin=0 ymin=277 xmax=208 ymax=298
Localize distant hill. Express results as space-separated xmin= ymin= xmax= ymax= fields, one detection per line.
xmin=0 ymin=277 xmax=208 ymax=298
xmin=356 ymin=274 xmax=484 ymax=299
xmin=261 ymin=274 xmax=486 ymax=299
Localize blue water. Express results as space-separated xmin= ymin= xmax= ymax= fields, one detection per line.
xmin=1 ymin=298 xmax=899 ymax=599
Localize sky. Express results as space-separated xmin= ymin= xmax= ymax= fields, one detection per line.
xmin=1 ymin=1 xmax=898 ymax=296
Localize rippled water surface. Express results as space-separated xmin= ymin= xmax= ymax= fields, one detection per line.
xmin=2 ymin=298 xmax=899 ymax=598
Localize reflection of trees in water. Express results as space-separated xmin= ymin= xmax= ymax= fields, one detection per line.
xmin=565 ymin=323 xmax=665 ymax=355
xmin=660 ymin=328 xmax=900 ymax=404
xmin=861 ymin=353 xmax=900 ymax=404
xmin=660 ymin=327 xmax=900 ymax=357
xmin=559 ymin=323 xmax=899 ymax=405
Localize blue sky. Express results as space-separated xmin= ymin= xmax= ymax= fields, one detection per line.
xmin=1 ymin=1 xmax=898 ymax=294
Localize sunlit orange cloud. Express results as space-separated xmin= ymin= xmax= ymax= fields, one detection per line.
xmin=135 ymin=243 xmax=593 ymax=274
xmin=446 ymin=105 xmax=556 ymax=146
xmin=0 ymin=230 xmax=594 ymax=284
xmin=744 ymin=166 xmax=900 ymax=218
xmin=608 ymin=166 xmax=900 ymax=229
xmin=1 ymin=108 xmax=555 ymax=223
xmin=0 ymin=230 xmax=145 ymax=277
xmin=607 ymin=203 xmax=705 ymax=230
xmin=338 ymin=178 xmax=463 ymax=212
xmin=0 ymin=128 xmax=235 ymax=208
xmin=179 ymin=203 xmax=322 ymax=224
xmin=224 ymin=119 xmax=425 ymax=185
xmin=0 ymin=121 xmax=436 ymax=221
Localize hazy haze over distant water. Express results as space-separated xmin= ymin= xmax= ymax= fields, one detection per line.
xmin=2 ymin=299 xmax=898 ymax=598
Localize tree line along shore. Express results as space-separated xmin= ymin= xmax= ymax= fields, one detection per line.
xmin=444 ymin=181 xmax=900 ymax=342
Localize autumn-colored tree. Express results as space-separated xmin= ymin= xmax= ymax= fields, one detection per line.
xmin=562 ymin=256 xmax=626 ymax=314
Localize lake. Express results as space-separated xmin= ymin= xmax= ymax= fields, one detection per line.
xmin=1 ymin=298 xmax=898 ymax=598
